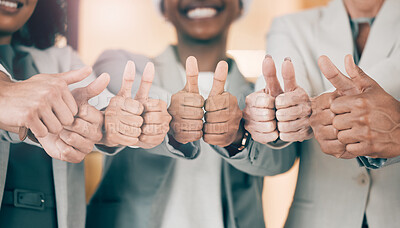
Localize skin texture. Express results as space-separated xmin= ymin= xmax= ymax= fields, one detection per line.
xmin=103 ymin=61 xmax=171 ymax=148
xmin=0 ymin=0 xmax=38 ymax=44
xmin=315 ymin=55 xmax=400 ymax=159
xmin=37 ymin=73 xmax=110 ymax=163
xmin=164 ymin=0 xmax=245 ymax=147
xmin=244 ymin=56 xmax=313 ymax=144
xmin=343 ymin=0 xmax=384 ymax=19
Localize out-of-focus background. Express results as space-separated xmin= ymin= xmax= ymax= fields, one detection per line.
xmin=66 ymin=0 xmax=329 ymax=227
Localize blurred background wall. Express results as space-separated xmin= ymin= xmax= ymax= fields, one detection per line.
xmin=75 ymin=0 xmax=329 ymax=227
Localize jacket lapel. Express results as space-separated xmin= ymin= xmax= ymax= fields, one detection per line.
xmin=317 ymin=0 xmax=354 ymax=91
xmin=16 ymin=46 xmax=70 ymax=228
xmin=358 ymin=0 xmax=400 ymax=69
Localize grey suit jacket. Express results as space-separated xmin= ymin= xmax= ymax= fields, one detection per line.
xmin=0 ymin=46 xmax=114 ymax=228
xmin=86 ymin=46 xmax=296 ymax=228
xmin=253 ymin=0 xmax=400 ymax=227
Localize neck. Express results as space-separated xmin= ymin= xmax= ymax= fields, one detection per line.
xmin=344 ymin=0 xmax=384 ymax=18
xmin=0 ymin=35 xmax=11 ymax=45
xmin=176 ymin=32 xmax=228 ymax=72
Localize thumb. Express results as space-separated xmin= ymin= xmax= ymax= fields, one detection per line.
xmin=263 ymin=55 xmax=283 ymax=97
xmin=318 ymin=55 xmax=356 ymax=95
xmin=134 ymin=62 xmax=155 ymax=101
xmin=118 ymin=61 xmax=136 ymax=98
xmin=209 ymin=61 xmax=228 ymax=97
xmin=73 ymin=73 xmax=110 ymax=104
xmin=344 ymin=54 xmax=377 ymax=90
xmin=282 ymin=57 xmax=298 ymax=92
xmin=184 ymin=56 xmax=199 ymax=93
xmin=59 ymin=66 xmax=92 ymax=85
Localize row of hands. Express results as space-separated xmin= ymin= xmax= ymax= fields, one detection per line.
xmin=0 ymin=54 xmax=398 ymax=163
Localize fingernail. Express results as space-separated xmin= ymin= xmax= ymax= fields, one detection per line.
xmin=284 ymin=57 xmax=292 ymax=62
xmin=265 ymin=54 xmax=272 ymax=59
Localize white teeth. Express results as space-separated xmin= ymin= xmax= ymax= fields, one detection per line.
xmin=0 ymin=0 xmax=18 ymax=9
xmin=187 ymin=8 xmax=218 ymax=19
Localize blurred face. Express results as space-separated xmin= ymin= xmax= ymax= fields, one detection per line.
xmin=0 ymin=0 xmax=38 ymax=35
xmin=163 ymin=0 xmax=242 ymax=41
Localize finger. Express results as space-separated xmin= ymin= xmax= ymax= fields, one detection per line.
xmin=203 ymin=122 xmax=229 ymax=134
xmin=142 ymin=124 xmax=169 ymax=136
xmin=243 ymin=107 xmax=275 ymax=122
xmin=338 ymin=128 xmax=360 ymax=144
xmin=117 ymin=122 xmax=142 ymax=138
xmin=59 ymin=130 xmax=94 ymax=154
xmin=205 ymin=109 xmax=231 ymax=123
xmin=209 ymin=61 xmax=228 ymax=97
xmin=203 ymin=134 xmax=231 ymax=146
xmin=139 ymin=134 xmax=165 ymax=146
xmin=314 ymin=125 xmax=338 ymax=140
xmin=282 ymin=57 xmax=297 ymax=92
xmin=310 ymin=109 xmax=335 ymax=126
xmin=143 ymin=112 xmax=171 ymax=124
xmin=344 ymin=54 xmax=377 ymax=90
xmin=58 ymin=66 xmax=92 ymax=85
xmin=245 ymin=91 xmax=275 ymax=109
xmin=318 ymin=139 xmax=349 ymax=158
xmin=55 ymin=138 xmax=86 ymax=163
xmin=330 ymin=95 xmax=355 ymax=114
xmin=250 ymin=131 xmax=279 ymax=144
xmin=73 ymin=73 xmax=110 ymax=104
xmin=116 ymin=110 xmax=144 ymax=128
xmin=178 ymin=106 xmax=204 ymax=120
xmin=171 ymin=92 xmax=205 ymax=108
xmin=62 ymin=89 xmax=79 ymax=116
xmin=263 ymin=55 xmax=283 ymax=97
xmin=105 ymin=132 xmax=139 ymax=147
xmin=204 ymin=92 xmax=232 ymax=112
xmin=280 ymin=127 xmax=313 ymax=142
xmin=135 ymin=62 xmax=155 ymax=101
xmin=39 ymin=108 xmax=63 ymax=134
xmin=170 ymin=119 xmax=203 ymax=132
xmin=244 ymin=120 xmax=276 ymax=133
xmin=318 ymin=55 xmax=356 ymax=95
xmin=172 ymin=131 xmax=202 ymax=144
xmin=64 ymin=118 xmax=102 ymax=142
xmin=184 ymin=56 xmax=199 ymax=93
xmin=142 ymin=99 xmax=168 ymax=112
xmin=276 ymin=103 xmax=311 ymax=122
xmin=332 ymin=113 xmax=355 ymax=130
xmin=52 ymin=97 xmax=75 ymax=126
xmin=277 ymin=117 xmax=310 ymax=133
xmin=311 ymin=92 xmax=340 ymax=111
xmin=118 ymin=61 xmax=136 ymax=98
xmin=275 ymin=89 xmax=310 ymax=109
xmin=109 ymin=97 xmax=144 ymax=116
xmin=28 ymin=117 xmax=48 ymax=138
xmin=77 ymin=104 xmax=104 ymax=125
xmin=346 ymin=142 xmax=371 ymax=157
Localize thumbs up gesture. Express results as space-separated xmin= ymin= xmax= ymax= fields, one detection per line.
xmin=203 ymin=61 xmax=243 ymax=147
xmin=103 ymin=61 xmax=171 ymax=148
xmin=315 ymin=55 xmax=400 ymax=158
xmin=38 ymin=73 xmax=110 ymax=163
xmin=168 ymin=56 xmax=205 ymax=144
xmin=244 ymin=55 xmax=312 ymax=144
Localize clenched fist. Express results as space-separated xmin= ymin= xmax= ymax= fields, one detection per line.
xmin=203 ymin=61 xmax=243 ymax=147
xmin=168 ymin=56 xmax=205 ymax=144
xmin=325 ymin=55 xmax=400 ymax=158
xmin=244 ymin=55 xmax=312 ymax=144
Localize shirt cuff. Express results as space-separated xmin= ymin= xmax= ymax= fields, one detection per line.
xmin=164 ymin=135 xmax=200 ymax=159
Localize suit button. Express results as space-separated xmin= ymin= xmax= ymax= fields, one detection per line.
xmin=357 ymin=173 xmax=368 ymax=185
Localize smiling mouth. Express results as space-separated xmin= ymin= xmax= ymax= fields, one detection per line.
xmin=185 ymin=7 xmax=221 ymax=20
xmin=0 ymin=0 xmax=23 ymax=10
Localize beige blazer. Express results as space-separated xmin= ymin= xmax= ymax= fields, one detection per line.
xmin=0 ymin=46 xmax=113 ymax=228
xmin=254 ymin=0 xmax=400 ymax=227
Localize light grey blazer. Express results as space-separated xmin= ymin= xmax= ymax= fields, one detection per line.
xmin=253 ymin=0 xmax=400 ymax=227
xmin=86 ymin=46 xmax=296 ymax=228
xmin=0 ymin=46 xmax=113 ymax=228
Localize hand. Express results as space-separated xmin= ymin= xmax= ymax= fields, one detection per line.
xmin=275 ymin=58 xmax=313 ymax=142
xmin=168 ymin=56 xmax=204 ymax=144
xmin=203 ymin=61 xmax=242 ymax=147
xmin=38 ymin=73 xmax=110 ymax=163
xmin=311 ymin=55 xmax=360 ymax=158
xmin=103 ymin=61 xmax=145 ymax=147
xmin=0 ymin=67 xmax=92 ymax=137
xmin=330 ymin=55 xmax=400 ymax=158
xmin=135 ymin=64 xmax=171 ymax=149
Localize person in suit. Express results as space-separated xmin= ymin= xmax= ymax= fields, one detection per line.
xmin=0 ymin=0 xmax=117 ymax=227
xmin=86 ymin=0 xmax=295 ymax=227
xmin=244 ymin=0 xmax=400 ymax=227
